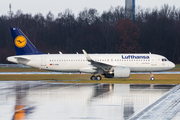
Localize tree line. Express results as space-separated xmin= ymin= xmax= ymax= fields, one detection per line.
xmin=0 ymin=5 xmax=180 ymax=63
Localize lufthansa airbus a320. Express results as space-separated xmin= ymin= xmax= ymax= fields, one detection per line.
xmin=7 ymin=28 xmax=175 ymax=80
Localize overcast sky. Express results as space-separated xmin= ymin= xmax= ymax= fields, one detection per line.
xmin=1 ymin=0 xmax=180 ymax=17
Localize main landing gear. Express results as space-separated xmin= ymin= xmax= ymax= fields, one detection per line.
xmin=90 ymin=75 xmax=102 ymax=80
xmin=150 ymin=72 xmax=155 ymax=81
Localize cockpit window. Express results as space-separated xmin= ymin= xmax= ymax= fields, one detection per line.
xmin=162 ymin=58 xmax=168 ymax=61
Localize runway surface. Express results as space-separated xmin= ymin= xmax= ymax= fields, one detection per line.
xmin=1 ymin=81 xmax=180 ymax=120
xmin=0 ymin=71 xmax=180 ymax=74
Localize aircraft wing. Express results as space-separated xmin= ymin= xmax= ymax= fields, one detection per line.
xmin=82 ymin=49 xmax=113 ymax=70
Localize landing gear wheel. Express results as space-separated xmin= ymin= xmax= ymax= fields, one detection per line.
xmin=96 ymin=75 xmax=102 ymax=81
xmin=150 ymin=72 xmax=155 ymax=81
xmin=150 ymin=77 xmax=155 ymax=81
xmin=90 ymin=75 xmax=96 ymax=80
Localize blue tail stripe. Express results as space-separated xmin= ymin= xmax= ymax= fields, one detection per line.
xmin=10 ymin=28 xmax=42 ymax=55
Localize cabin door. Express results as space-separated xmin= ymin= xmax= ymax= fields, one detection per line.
xmin=151 ymin=56 xmax=157 ymax=66
xmin=41 ymin=56 xmax=46 ymax=66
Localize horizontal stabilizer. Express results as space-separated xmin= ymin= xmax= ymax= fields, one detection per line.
xmin=14 ymin=56 xmax=31 ymax=61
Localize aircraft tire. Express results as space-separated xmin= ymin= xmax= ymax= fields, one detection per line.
xmin=90 ymin=75 xmax=96 ymax=80
xmin=150 ymin=77 xmax=155 ymax=81
xmin=96 ymin=75 xmax=102 ymax=80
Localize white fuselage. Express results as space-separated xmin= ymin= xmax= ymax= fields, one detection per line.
xmin=7 ymin=53 xmax=175 ymax=73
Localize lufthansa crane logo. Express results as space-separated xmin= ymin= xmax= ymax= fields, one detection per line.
xmin=14 ymin=35 xmax=27 ymax=48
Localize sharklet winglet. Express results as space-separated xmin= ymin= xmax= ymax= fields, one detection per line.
xmin=82 ymin=49 xmax=92 ymax=61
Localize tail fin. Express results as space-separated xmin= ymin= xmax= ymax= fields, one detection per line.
xmin=10 ymin=27 xmax=42 ymax=55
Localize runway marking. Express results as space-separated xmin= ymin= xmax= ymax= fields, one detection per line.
xmin=129 ymin=84 xmax=180 ymax=120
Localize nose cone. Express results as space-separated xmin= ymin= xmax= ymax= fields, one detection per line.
xmin=172 ymin=62 xmax=175 ymax=69
xmin=169 ymin=62 xmax=175 ymax=70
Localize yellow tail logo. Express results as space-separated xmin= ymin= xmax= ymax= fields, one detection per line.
xmin=14 ymin=35 xmax=27 ymax=48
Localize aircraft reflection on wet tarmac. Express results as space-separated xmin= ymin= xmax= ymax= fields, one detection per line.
xmin=13 ymin=86 xmax=35 ymax=120
xmin=0 ymin=81 xmax=176 ymax=120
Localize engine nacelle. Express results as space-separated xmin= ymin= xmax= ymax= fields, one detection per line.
xmin=104 ymin=66 xmax=130 ymax=78
xmin=113 ymin=66 xmax=130 ymax=78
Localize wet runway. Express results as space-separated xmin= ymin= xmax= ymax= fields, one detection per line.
xmin=0 ymin=82 xmax=179 ymax=120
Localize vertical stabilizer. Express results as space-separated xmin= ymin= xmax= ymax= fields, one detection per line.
xmin=10 ymin=27 xmax=42 ymax=55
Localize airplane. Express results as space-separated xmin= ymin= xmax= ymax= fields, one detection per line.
xmin=7 ymin=28 xmax=175 ymax=81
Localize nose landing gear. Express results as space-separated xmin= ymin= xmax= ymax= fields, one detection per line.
xmin=150 ymin=72 xmax=155 ymax=81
